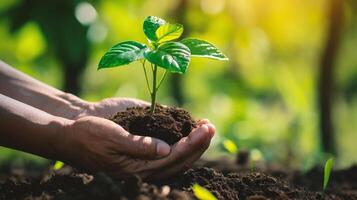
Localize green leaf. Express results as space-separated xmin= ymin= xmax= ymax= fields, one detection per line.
xmin=156 ymin=23 xmax=183 ymax=43
xmin=143 ymin=16 xmax=166 ymax=41
xmin=223 ymin=139 xmax=238 ymax=154
xmin=98 ymin=41 xmax=147 ymax=69
xmin=323 ymin=157 xmax=334 ymax=191
xmin=144 ymin=42 xmax=190 ymax=74
xmin=192 ymin=183 xmax=217 ymax=200
xmin=180 ymin=38 xmax=228 ymax=60
xmin=53 ymin=161 xmax=64 ymax=170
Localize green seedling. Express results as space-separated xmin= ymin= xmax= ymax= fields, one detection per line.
xmin=323 ymin=157 xmax=334 ymax=192
xmin=223 ymin=139 xmax=238 ymax=154
xmin=192 ymin=183 xmax=217 ymax=200
xmin=98 ymin=16 xmax=228 ymax=113
xmin=53 ymin=161 xmax=64 ymax=171
xmin=250 ymin=149 xmax=263 ymax=173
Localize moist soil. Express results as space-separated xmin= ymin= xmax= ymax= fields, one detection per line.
xmin=110 ymin=105 xmax=196 ymax=145
xmin=1 ymin=106 xmax=357 ymax=199
xmin=1 ymin=161 xmax=357 ymax=200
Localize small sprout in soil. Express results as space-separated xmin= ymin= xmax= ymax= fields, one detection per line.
xmin=250 ymin=149 xmax=263 ymax=173
xmin=53 ymin=161 xmax=64 ymax=171
xmin=323 ymin=157 xmax=334 ymax=192
xmin=223 ymin=139 xmax=238 ymax=154
xmin=192 ymin=183 xmax=217 ymax=200
xmin=98 ymin=16 xmax=228 ymax=114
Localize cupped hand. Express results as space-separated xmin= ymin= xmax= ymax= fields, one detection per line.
xmin=59 ymin=116 xmax=215 ymax=179
xmin=144 ymin=119 xmax=215 ymax=180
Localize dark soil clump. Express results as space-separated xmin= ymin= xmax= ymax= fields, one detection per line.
xmin=110 ymin=105 xmax=196 ymax=144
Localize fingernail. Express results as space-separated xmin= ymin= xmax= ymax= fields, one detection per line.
xmin=203 ymin=119 xmax=211 ymax=123
xmin=200 ymin=124 xmax=209 ymax=132
xmin=198 ymin=124 xmax=214 ymax=140
xmin=156 ymin=142 xmax=170 ymax=157
xmin=206 ymin=124 xmax=216 ymax=138
xmin=197 ymin=119 xmax=210 ymax=126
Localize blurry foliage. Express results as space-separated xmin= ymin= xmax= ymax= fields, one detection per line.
xmin=3 ymin=0 xmax=90 ymax=94
xmin=0 ymin=0 xmax=357 ymax=169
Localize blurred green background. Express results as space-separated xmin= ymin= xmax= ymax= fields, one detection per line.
xmin=1 ymin=0 xmax=357 ymax=170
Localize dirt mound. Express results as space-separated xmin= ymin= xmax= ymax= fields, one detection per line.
xmin=110 ymin=105 xmax=196 ymax=145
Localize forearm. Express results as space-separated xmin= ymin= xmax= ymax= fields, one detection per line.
xmin=0 ymin=94 xmax=72 ymax=160
xmin=0 ymin=60 xmax=88 ymax=119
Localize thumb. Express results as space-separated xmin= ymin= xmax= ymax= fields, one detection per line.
xmin=121 ymin=133 xmax=171 ymax=159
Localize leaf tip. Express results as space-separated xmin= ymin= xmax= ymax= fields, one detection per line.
xmin=222 ymin=55 xmax=229 ymax=61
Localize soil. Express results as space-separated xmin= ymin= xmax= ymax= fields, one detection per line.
xmin=1 ymin=159 xmax=357 ymax=200
xmin=110 ymin=105 xmax=196 ymax=145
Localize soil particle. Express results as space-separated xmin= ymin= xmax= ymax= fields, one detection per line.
xmin=110 ymin=105 xmax=196 ymax=145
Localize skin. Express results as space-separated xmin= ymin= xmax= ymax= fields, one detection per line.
xmin=0 ymin=60 xmax=215 ymax=179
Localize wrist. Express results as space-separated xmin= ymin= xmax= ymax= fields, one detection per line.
xmin=50 ymin=116 xmax=74 ymax=162
xmin=53 ymin=92 xmax=93 ymax=120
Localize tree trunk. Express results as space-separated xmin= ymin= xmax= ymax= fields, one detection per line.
xmin=170 ymin=0 xmax=189 ymax=106
xmin=318 ymin=0 xmax=344 ymax=155
xmin=63 ymin=64 xmax=84 ymax=95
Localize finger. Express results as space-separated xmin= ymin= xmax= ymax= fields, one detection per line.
xmin=152 ymin=124 xmax=214 ymax=179
xmin=149 ymin=138 xmax=210 ymax=180
xmin=197 ymin=120 xmax=216 ymax=136
xmin=143 ymin=124 xmax=214 ymax=170
xmin=197 ymin=119 xmax=210 ymax=126
xmin=117 ymin=131 xmax=171 ymax=159
xmin=118 ymin=123 xmax=215 ymax=179
xmin=205 ymin=123 xmax=216 ymax=138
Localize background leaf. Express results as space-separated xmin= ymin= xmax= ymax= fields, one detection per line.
xmin=323 ymin=157 xmax=334 ymax=191
xmin=144 ymin=42 xmax=190 ymax=74
xmin=223 ymin=139 xmax=238 ymax=154
xmin=156 ymin=23 xmax=183 ymax=43
xmin=53 ymin=161 xmax=64 ymax=170
xmin=192 ymin=183 xmax=217 ymax=200
xmin=143 ymin=16 xmax=166 ymax=41
xmin=98 ymin=41 xmax=147 ymax=69
xmin=181 ymin=38 xmax=228 ymax=60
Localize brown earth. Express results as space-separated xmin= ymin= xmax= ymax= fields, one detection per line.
xmin=1 ymin=162 xmax=357 ymax=200
xmin=110 ymin=105 xmax=196 ymax=145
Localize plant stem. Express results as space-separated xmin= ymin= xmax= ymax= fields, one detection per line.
xmin=150 ymin=64 xmax=158 ymax=114
xmin=142 ymin=60 xmax=152 ymax=94
xmin=156 ymin=70 xmax=167 ymax=91
xmin=250 ymin=160 xmax=255 ymax=173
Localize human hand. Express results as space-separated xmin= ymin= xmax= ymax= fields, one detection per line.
xmin=145 ymin=119 xmax=215 ymax=180
xmin=58 ymin=116 xmax=215 ymax=179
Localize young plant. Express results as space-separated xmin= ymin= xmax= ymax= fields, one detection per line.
xmin=98 ymin=16 xmax=228 ymax=113
xmin=192 ymin=183 xmax=217 ymax=200
xmin=323 ymin=157 xmax=334 ymax=192
xmin=250 ymin=149 xmax=263 ymax=173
